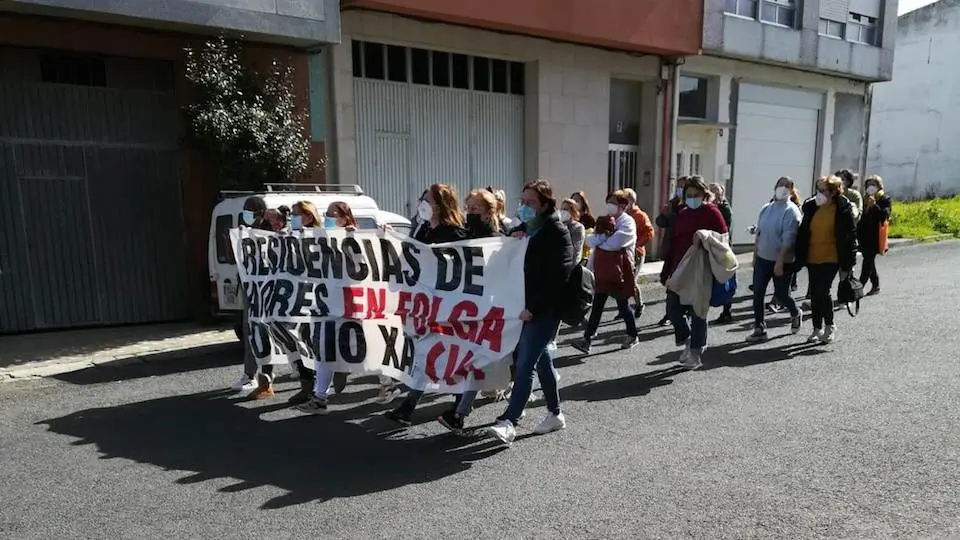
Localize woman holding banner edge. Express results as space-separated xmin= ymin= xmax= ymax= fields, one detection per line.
xmin=487 ymin=179 xmax=576 ymax=446
xmin=385 ymin=184 xmax=469 ymax=426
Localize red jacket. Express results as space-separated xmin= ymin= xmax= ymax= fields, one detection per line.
xmin=593 ymin=248 xmax=636 ymax=299
xmin=660 ymin=203 xmax=728 ymax=283
xmin=626 ymin=207 xmax=655 ymax=257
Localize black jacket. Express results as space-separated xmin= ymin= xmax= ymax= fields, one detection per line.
xmin=857 ymin=195 xmax=893 ymax=254
xmin=513 ymin=214 xmax=576 ymax=318
xmin=794 ymin=195 xmax=859 ymax=271
xmin=467 ymin=220 xmax=502 ymax=240
xmin=716 ymin=200 xmax=733 ymax=229
xmin=413 ymin=222 xmax=468 ymax=244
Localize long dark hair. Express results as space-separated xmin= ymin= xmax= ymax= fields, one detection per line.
xmin=327 ymin=201 xmax=358 ymax=228
xmin=571 ymin=190 xmax=596 ymax=228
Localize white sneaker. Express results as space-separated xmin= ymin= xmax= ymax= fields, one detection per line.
xmin=821 ymin=325 xmax=837 ymax=344
xmin=375 ymin=385 xmax=403 ymax=404
xmin=487 ymin=420 xmax=516 ymax=445
xmin=807 ymin=328 xmax=823 ymax=343
xmin=677 ymin=343 xmax=692 ymax=364
xmin=546 ymin=341 xmax=558 ymax=353
xmin=534 ymin=412 xmax=567 ymax=435
xmin=231 ymin=374 xmax=257 ymax=393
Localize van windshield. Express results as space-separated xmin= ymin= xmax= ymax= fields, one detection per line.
xmin=215 ymin=214 xmax=235 ymax=263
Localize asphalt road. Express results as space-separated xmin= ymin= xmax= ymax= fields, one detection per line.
xmin=2 ymin=241 xmax=959 ymax=539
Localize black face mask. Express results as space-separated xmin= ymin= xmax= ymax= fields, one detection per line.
xmin=466 ymin=213 xmax=485 ymax=230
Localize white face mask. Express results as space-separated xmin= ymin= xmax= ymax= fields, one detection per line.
xmin=560 ymin=210 xmax=571 ymax=222
xmin=417 ymin=200 xmax=433 ymax=221
xmin=774 ymin=186 xmax=789 ymax=201
xmin=605 ymin=203 xmax=619 ymax=216
xmin=815 ymin=192 xmax=829 ymax=206
xmin=866 ymin=185 xmax=878 ymax=195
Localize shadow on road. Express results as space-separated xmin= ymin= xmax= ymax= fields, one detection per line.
xmin=39 ymin=390 xmax=502 ymax=509
xmin=560 ymin=366 xmax=686 ymax=402
xmin=649 ymin=336 xmax=826 ymax=370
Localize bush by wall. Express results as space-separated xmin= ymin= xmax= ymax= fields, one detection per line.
xmin=888 ymin=195 xmax=960 ymax=239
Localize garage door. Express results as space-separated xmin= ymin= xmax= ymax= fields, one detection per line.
xmin=0 ymin=48 xmax=190 ymax=332
xmin=730 ymin=83 xmax=822 ymax=244
xmin=352 ymin=40 xmax=524 ymax=218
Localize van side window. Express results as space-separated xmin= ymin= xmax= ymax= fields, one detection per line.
xmin=355 ymin=217 xmax=379 ymax=229
xmin=216 ymin=215 xmax=236 ymax=264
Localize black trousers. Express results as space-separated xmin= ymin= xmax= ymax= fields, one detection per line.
xmin=807 ymin=263 xmax=839 ymax=329
xmin=860 ymin=251 xmax=880 ymax=289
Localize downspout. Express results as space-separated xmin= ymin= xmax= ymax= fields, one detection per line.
xmin=659 ymin=59 xmax=681 ymax=208
xmin=859 ymin=83 xmax=873 ymax=179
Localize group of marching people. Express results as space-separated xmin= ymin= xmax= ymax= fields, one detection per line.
xmin=230 ymin=171 xmax=892 ymax=446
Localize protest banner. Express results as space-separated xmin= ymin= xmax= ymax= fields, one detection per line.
xmin=230 ymin=227 xmax=528 ymax=393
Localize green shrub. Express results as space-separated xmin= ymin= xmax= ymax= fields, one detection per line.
xmin=888 ymin=195 xmax=960 ymax=239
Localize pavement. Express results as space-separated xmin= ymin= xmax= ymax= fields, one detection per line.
xmin=0 ymin=239 xmax=958 ymax=538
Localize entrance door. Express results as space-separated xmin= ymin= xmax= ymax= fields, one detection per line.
xmin=676 ymin=142 xmax=705 ymax=179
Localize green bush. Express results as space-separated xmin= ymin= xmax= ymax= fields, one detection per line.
xmin=888 ymin=195 xmax=960 ymax=239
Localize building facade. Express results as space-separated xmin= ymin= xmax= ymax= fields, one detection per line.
xmin=679 ymin=0 xmax=897 ymax=243
xmin=322 ymin=0 xmax=702 ymax=224
xmin=868 ymin=0 xmax=959 ymax=199
xmin=0 ymin=1 xmax=340 ymax=333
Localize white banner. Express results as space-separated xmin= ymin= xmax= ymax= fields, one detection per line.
xmin=230 ymin=228 xmax=528 ymax=393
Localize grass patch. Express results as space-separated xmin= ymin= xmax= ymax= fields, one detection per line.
xmin=888 ymin=195 xmax=960 ymax=240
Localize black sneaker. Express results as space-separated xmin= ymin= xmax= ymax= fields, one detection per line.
xmin=287 ymin=387 xmax=313 ymax=406
xmin=572 ymin=338 xmax=592 ymax=354
xmin=714 ymin=311 xmax=733 ymax=324
xmin=385 ymin=406 xmax=413 ymax=427
xmin=333 ymin=372 xmax=348 ymax=394
xmin=295 ymin=395 xmax=328 ymax=415
xmin=437 ymin=409 xmax=465 ymax=433
xmin=657 ymin=315 xmax=671 ymax=327
xmin=634 ymin=304 xmax=645 ymax=319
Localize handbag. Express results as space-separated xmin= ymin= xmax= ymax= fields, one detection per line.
xmin=710 ymin=273 xmax=738 ymax=308
xmin=878 ymin=220 xmax=889 ymax=255
xmin=837 ymin=271 xmax=864 ymax=317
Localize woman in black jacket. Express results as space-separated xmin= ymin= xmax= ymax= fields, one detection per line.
xmin=858 ymin=175 xmax=892 ymax=295
xmin=386 ymin=184 xmax=468 ymax=426
xmin=488 ymin=179 xmax=576 ymax=446
xmin=794 ymin=175 xmax=858 ymax=344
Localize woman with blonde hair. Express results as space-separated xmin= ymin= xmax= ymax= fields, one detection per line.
xmin=858 ymin=175 xmax=892 ymax=295
xmin=486 ymin=186 xmax=514 ymax=234
xmin=793 ymin=175 xmax=858 ymax=344
xmin=387 ymin=184 xmax=468 ymax=426
xmin=464 ymin=189 xmax=502 ymax=238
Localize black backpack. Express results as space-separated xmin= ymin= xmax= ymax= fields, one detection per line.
xmin=560 ymin=263 xmax=594 ymax=326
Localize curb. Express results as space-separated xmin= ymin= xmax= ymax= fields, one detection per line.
xmin=0 ymin=341 xmax=237 ymax=383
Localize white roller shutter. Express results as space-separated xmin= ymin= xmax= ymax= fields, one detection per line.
xmin=730 ymin=83 xmax=822 ymax=244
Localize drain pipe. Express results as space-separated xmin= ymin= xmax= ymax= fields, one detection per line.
xmin=659 ymin=59 xmax=681 ymax=207
xmin=858 ymin=83 xmax=873 ymax=180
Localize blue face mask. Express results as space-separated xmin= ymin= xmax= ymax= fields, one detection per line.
xmin=517 ymin=204 xmax=536 ymax=223
xmin=242 ymin=210 xmax=256 ymax=225
xmin=685 ymin=197 xmax=703 ymax=210
xmin=290 ymin=215 xmax=303 ymax=230
xmin=323 ymin=216 xmax=337 ymax=229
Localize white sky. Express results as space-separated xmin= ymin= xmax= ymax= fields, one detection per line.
xmin=899 ymin=0 xmax=939 ymax=15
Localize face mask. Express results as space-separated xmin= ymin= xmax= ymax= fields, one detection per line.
xmin=560 ymin=210 xmax=571 ymax=222
xmin=774 ymin=187 xmax=789 ymax=201
xmin=242 ymin=210 xmax=256 ymax=225
xmin=675 ymin=188 xmax=684 ymax=199
xmin=466 ymin=213 xmax=483 ymax=229
xmin=685 ymin=197 xmax=703 ymax=210
xmin=290 ymin=215 xmax=303 ymax=230
xmin=815 ymin=192 xmax=829 ymax=206
xmin=866 ymin=185 xmax=878 ymax=195
xmin=606 ymin=203 xmax=619 ymax=216
xmin=517 ymin=204 xmax=536 ymax=223
xmin=323 ymin=216 xmax=337 ymax=229
xmin=417 ymin=200 xmax=433 ymax=221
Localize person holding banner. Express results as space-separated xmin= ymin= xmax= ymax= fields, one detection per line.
xmin=487 ymin=179 xmax=576 ymax=445
xmin=295 ymin=202 xmax=370 ymax=414
xmin=232 ymin=196 xmax=280 ymax=398
xmin=283 ymin=200 xmax=323 ymax=405
xmin=437 ymin=189 xmax=506 ymax=432
xmin=386 ymin=184 xmax=468 ymax=426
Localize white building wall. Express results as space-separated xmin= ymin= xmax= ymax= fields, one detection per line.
xmin=679 ymin=55 xmax=867 ymax=197
xmin=868 ymin=6 xmax=960 ymax=199
xmin=331 ymin=10 xmax=660 ymax=216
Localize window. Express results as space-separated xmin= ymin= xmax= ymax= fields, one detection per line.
xmin=848 ymin=12 xmax=878 ymax=45
xmin=818 ymin=18 xmax=845 ymax=39
xmin=39 ymin=54 xmax=106 ymax=86
xmin=678 ymin=76 xmax=708 ymax=119
xmin=724 ymin=0 xmax=757 ymax=17
xmin=759 ymin=0 xmax=795 ymax=27
xmin=216 ymin=215 xmax=236 ymax=264
xmin=352 ymin=41 xmax=525 ymax=95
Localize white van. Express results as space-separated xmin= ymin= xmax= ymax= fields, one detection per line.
xmin=207 ymin=183 xmax=411 ymax=316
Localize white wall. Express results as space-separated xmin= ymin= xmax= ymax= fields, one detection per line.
xmin=331 ymin=10 xmax=660 ymax=216
xmin=679 ymin=54 xmax=867 ymax=198
xmin=868 ymin=6 xmax=960 ymax=199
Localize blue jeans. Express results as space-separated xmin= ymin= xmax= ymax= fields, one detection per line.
xmin=666 ymin=291 xmax=708 ymax=349
xmin=456 ymin=390 xmax=478 ymax=416
xmin=753 ymin=257 xmax=799 ymax=328
xmin=499 ymin=315 xmax=562 ymax=425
